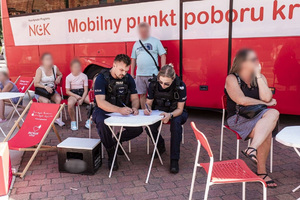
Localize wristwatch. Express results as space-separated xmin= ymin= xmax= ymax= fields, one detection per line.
xmin=170 ymin=113 xmax=173 ymax=119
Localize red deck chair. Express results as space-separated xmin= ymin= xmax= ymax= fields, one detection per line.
xmin=189 ymin=122 xmax=267 ymax=200
xmin=3 ymin=101 xmax=64 ymax=178
xmin=219 ymin=95 xmax=274 ymax=172
xmin=7 ymin=76 xmax=34 ymax=124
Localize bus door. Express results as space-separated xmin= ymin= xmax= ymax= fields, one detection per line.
xmin=182 ymin=0 xmax=230 ymax=109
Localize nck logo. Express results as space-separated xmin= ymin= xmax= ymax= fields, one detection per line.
xmin=29 ymin=23 xmax=50 ymax=36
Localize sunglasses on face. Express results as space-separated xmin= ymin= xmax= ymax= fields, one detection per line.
xmin=158 ymin=80 xmax=172 ymax=87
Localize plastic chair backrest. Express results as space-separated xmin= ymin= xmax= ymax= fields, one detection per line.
xmin=15 ymin=77 xmax=33 ymax=93
xmin=191 ymin=122 xmax=213 ymax=157
xmin=88 ymin=80 xmax=94 ymax=90
xmin=222 ymin=94 xmax=227 ymax=110
xmin=88 ymin=90 xmax=95 ymax=103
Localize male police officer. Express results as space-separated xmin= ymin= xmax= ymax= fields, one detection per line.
xmin=144 ymin=64 xmax=188 ymax=174
xmin=93 ymin=54 xmax=143 ymax=171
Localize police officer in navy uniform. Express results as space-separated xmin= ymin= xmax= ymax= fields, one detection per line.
xmin=93 ymin=54 xmax=143 ymax=171
xmin=144 ymin=64 xmax=188 ymax=174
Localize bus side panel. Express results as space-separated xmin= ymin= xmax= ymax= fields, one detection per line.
xmin=231 ymin=0 xmax=300 ymax=115
xmin=5 ymin=46 xmax=40 ymax=77
xmin=182 ymin=38 xmax=228 ymax=109
xmin=75 ymin=43 xmax=126 ymax=57
xmin=232 ymin=37 xmax=300 ymax=115
xmin=2 ymin=18 xmax=15 ymax=46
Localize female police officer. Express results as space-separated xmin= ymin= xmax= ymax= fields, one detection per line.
xmin=144 ymin=64 xmax=188 ymax=174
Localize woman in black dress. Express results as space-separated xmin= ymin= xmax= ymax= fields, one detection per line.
xmin=225 ymin=49 xmax=279 ymax=188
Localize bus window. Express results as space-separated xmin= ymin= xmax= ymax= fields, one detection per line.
xmin=7 ymin=0 xmax=32 ymax=16
xmin=32 ymin=0 xmax=67 ymax=13
xmin=69 ymin=0 xmax=100 ymax=8
xmin=68 ymin=0 xmax=132 ymax=8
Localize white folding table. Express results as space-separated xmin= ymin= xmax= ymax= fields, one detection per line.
xmin=276 ymin=126 xmax=300 ymax=193
xmin=0 ymin=92 xmax=25 ymax=136
xmin=104 ymin=110 xmax=163 ymax=183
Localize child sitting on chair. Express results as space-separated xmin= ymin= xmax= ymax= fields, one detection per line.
xmin=0 ymin=71 xmax=20 ymax=123
xmin=65 ymin=59 xmax=90 ymax=131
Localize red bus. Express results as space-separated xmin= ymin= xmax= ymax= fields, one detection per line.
xmin=1 ymin=0 xmax=300 ymax=114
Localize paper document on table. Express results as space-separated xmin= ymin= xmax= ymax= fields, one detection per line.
xmin=107 ymin=110 xmax=163 ymax=117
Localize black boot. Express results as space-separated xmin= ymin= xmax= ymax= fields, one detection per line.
xmin=106 ymin=146 xmax=119 ymax=171
xmin=170 ymin=159 xmax=179 ymax=174
xmin=154 ymin=142 xmax=166 ymax=159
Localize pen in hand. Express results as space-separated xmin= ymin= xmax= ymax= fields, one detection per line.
xmin=145 ymin=103 xmax=152 ymax=115
xmin=120 ymin=101 xmax=133 ymax=114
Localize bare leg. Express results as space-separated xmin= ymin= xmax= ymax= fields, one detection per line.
xmin=38 ymin=96 xmax=50 ymax=103
xmin=51 ymin=93 xmax=62 ymax=104
xmin=247 ymin=109 xmax=279 ymax=187
xmin=140 ymin=94 xmax=147 ymax=109
xmin=83 ymin=95 xmax=90 ymax=104
xmin=68 ymin=96 xmax=77 ymax=122
xmin=249 ymin=109 xmax=279 ymax=149
xmin=0 ymin=99 xmax=5 ymax=119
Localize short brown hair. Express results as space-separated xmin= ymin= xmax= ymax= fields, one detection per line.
xmin=70 ymin=58 xmax=82 ymax=67
xmin=138 ymin=22 xmax=150 ymax=29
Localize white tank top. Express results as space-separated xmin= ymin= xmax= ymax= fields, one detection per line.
xmin=39 ymin=65 xmax=57 ymax=88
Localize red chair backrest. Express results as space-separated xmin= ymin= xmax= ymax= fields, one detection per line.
xmin=8 ymin=103 xmax=60 ymax=149
xmin=222 ymin=94 xmax=227 ymax=110
xmin=191 ymin=122 xmax=213 ymax=158
xmin=15 ymin=77 xmax=33 ymax=93
xmin=88 ymin=80 xmax=94 ymax=90
xmin=88 ymin=90 xmax=95 ymax=103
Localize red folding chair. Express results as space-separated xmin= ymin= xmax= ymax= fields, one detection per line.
xmin=3 ymin=101 xmax=64 ymax=178
xmin=189 ymin=122 xmax=267 ymax=200
xmin=88 ymin=79 xmax=94 ymax=90
xmin=7 ymin=76 xmax=34 ymax=125
xmin=57 ymin=84 xmax=82 ymax=128
xmin=219 ymin=95 xmax=243 ymax=161
xmin=219 ymin=95 xmax=273 ymax=172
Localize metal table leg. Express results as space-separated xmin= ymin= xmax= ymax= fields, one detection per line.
xmin=0 ymin=127 xmax=6 ymax=137
xmin=292 ymin=147 xmax=300 ymax=193
xmin=7 ymin=99 xmax=24 ymax=127
xmin=145 ymin=121 xmax=163 ymax=183
xmin=108 ymin=126 xmax=131 ymax=178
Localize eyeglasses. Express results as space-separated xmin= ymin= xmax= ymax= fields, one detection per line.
xmin=158 ymin=80 xmax=171 ymax=87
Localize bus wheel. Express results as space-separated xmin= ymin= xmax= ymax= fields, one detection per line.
xmin=84 ymin=65 xmax=104 ymax=80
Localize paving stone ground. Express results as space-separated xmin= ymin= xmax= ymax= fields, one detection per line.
xmin=9 ymin=108 xmax=300 ymax=200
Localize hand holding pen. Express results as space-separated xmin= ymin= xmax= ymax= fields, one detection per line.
xmin=119 ymin=101 xmax=133 ymax=116
xmin=144 ymin=103 xmax=152 ymax=115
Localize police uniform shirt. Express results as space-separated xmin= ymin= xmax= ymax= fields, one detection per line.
xmin=147 ymin=78 xmax=187 ymax=103
xmin=94 ymin=72 xmax=137 ymax=111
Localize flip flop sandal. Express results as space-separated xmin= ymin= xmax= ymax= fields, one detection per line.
xmin=241 ymin=147 xmax=258 ymax=164
xmin=257 ymin=173 xmax=277 ymax=189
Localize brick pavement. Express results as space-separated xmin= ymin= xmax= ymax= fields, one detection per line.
xmin=9 ymin=108 xmax=300 ymax=200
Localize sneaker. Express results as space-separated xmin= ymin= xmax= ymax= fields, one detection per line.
xmin=85 ymin=119 xmax=92 ymax=129
xmin=71 ymin=121 xmax=78 ymax=131
xmin=55 ymin=118 xmax=65 ymax=127
xmin=0 ymin=118 xmax=7 ymax=123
